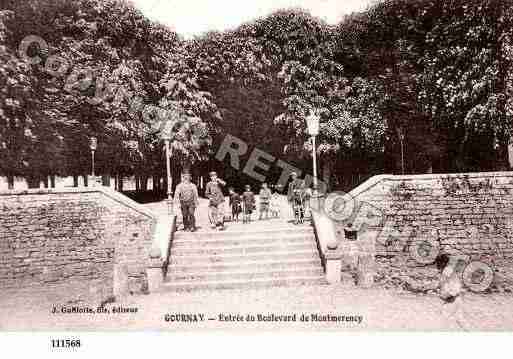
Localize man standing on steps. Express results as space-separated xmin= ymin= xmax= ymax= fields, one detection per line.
xmin=205 ymin=171 xmax=226 ymax=230
xmin=174 ymin=172 xmax=199 ymax=232
xmin=287 ymin=172 xmax=303 ymax=219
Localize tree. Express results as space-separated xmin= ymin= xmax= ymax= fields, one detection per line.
xmin=0 ymin=10 xmax=42 ymax=188
xmin=417 ymin=0 xmax=513 ymax=171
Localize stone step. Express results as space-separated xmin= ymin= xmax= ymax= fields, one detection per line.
xmin=169 ymin=249 xmax=320 ymax=265
xmin=223 ymin=219 xmax=309 ymax=227
xmin=172 ymin=234 xmax=315 ymax=248
xmin=173 ymin=226 xmax=313 ymax=241
xmin=166 ymin=267 xmax=324 ymax=282
xmin=162 ymin=275 xmax=327 ymax=292
xmin=164 ymin=217 xmax=323 ymax=292
xmin=167 ymin=258 xmax=322 ymax=274
xmin=171 ymin=242 xmax=317 ymax=256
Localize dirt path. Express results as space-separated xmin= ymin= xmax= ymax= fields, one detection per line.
xmin=3 ymin=198 xmax=512 ymax=331
xmin=2 ymin=284 xmax=513 ymax=331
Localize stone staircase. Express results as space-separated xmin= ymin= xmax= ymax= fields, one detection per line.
xmin=164 ymin=220 xmax=326 ymax=291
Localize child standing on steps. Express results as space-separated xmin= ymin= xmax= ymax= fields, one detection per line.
xmin=270 ymin=185 xmax=281 ymax=219
xmin=258 ymin=182 xmax=272 ymax=220
xmin=242 ymin=185 xmax=256 ymax=224
xmin=228 ymin=187 xmax=242 ymax=222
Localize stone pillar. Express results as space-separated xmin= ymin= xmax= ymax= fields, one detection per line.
xmin=355 ymin=234 xmax=376 ymax=288
xmin=325 ymin=240 xmax=342 ymax=284
xmin=146 ymin=247 xmax=164 ymax=293
xmin=338 ymin=239 xmax=359 ymax=287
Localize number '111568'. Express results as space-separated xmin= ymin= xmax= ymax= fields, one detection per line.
xmin=51 ymin=339 xmax=81 ymax=348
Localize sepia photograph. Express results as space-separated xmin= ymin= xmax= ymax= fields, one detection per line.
xmin=1 ymin=0 xmax=513 ymax=345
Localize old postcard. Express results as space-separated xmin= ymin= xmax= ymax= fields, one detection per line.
xmin=1 ymin=0 xmax=513 ymax=349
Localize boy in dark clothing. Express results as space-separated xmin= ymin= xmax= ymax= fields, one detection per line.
xmin=228 ymin=187 xmax=242 ymax=222
xmin=242 ymin=185 xmax=256 ymax=224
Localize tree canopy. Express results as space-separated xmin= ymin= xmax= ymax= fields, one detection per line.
xmin=1 ymin=0 xmax=512 ymax=192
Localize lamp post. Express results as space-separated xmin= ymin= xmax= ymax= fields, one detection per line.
xmin=397 ymin=127 xmax=405 ymax=175
xmin=89 ymin=137 xmax=97 ymax=186
xmin=306 ymin=111 xmax=320 ymax=196
xmin=162 ymin=134 xmax=172 ymax=199
xmin=161 ymin=131 xmax=173 ymax=215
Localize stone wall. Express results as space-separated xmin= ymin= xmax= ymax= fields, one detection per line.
xmin=0 ymin=188 xmax=157 ymax=305
xmin=331 ymin=172 xmax=513 ymax=292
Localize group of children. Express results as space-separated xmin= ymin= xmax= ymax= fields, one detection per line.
xmin=176 ymin=170 xmax=313 ymax=230
xmin=227 ymin=177 xmax=312 ymax=225
xmin=228 ymin=183 xmax=281 ymax=224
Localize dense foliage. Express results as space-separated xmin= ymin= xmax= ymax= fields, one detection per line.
xmin=1 ymin=0 xmax=512 ymax=192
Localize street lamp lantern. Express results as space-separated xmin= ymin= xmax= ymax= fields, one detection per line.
xmin=89 ymin=137 xmax=98 ymax=185
xmin=89 ymin=137 xmax=98 ymax=151
xmin=305 ymin=110 xmax=320 ymax=197
xmin=306 ymin=112 xmax=320 ymax=137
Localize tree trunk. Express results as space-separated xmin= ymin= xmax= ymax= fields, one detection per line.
xmin=118 ymin=175 xmax=124 ymax=192
xmin=321 ymin=158 xmax=333 ymax=193
xmin=27 ymin=176 xmax=40 ymax=189
xmin=507 ymin=141 xmax=513 ymax=170
xmin=83 ymin=175 xmax=89 ymax=187
xmin=153 ymin=175 xmax=160 ymax=193
xmin=50 ymin=175 xmax=56 ymax=188
xmin=135 ymin=176 xmax=141 ymax=192
xmin=73 ymin=175 xmax=79 ymax=187
xmin=141 ymin=176 xmax=149 ymax=191
xmin=102 ymin=175 xmax=111 ymax=187
xmin=43 ymin=176 xmax=49 ymax=189
xmin=498 ymin=140 xmax=510 ymax=171
xmin=7 ymin=175 xmax=14 ymax=190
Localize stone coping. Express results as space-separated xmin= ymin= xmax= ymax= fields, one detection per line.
xmin=311 ymin=209 xmax=338 ymax=270
xmin=348 ymin=171 xmax=513 ymax=198
xmin=0 ymin=186 xmax=156 ymax=220
xmin=347 ymin=174 xmax=393 ymax=199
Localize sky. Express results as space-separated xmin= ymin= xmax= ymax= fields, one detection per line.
xmin=130 ymin=0 xmax=375 ymax=38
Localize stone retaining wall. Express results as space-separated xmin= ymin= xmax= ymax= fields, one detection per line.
xmin=0 ymin=188 xmax=157 ymax=304
xmin=331 ymin=172 xmax=513 ymax=292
